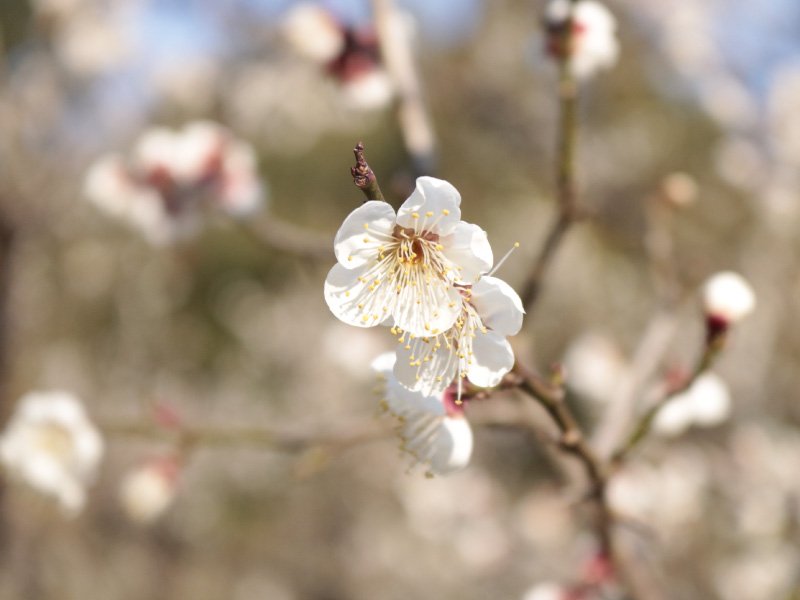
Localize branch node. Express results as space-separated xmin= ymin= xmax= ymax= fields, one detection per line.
xmin=350 ymin=142 xmax=385 ymax=202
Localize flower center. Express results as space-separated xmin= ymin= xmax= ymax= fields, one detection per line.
xmin=32 ymin=422 xmax=75 ymax=461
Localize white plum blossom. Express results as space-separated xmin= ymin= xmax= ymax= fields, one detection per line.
xmin=85 ymin=121 xmax=266 ymax=245
xmin=119 ymin=457 xmax=180 ymax=524
xmin=0 ymin=391 xmax=103 ymax=514
xmin=373 ymin=352 xmax=473 ymax=476
xmin=324 ymin=177 xmax=493 ymax=338
xmin=521 ymin=582 xmax=568 ymax=600
xmin=653 ymin=373 xmax=731 ymax=437
xmin=702 ymin=271 xmax=756 ymax=325
xmin=564 ymin=331 xmax=629 ymax=404
xmin=282 ymin=3 xmax=345 ymax=64
xmin=545 ymin=0 xmax=619 ymax=80
xmin=341 ymin=69 xmax=395 ymax=111
xmin=392 ymin=275 xmax=524 ymax=397
xmin=283 ymin=3 xmax=395 ymax=111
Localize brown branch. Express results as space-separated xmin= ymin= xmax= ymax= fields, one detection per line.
xmin=350 ymin=142 xmax=385 ymax=202
xmin=509 ymin=362 xmax=614 ymax=555
xmin=520 ymin=22 xmax=581 ymax=313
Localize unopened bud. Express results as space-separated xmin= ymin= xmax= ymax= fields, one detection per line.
xmin=119 ymin=457 xmax=180 ymax=524
xmin=702 ymin=271 xmax=756 ymax=328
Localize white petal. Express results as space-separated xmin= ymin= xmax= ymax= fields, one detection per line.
xmin=688 ymin=374 xmax=731 ymax=426
xmin=428 ymin=417 xmax=473 ymax=475
xmin=394 ymin=338 xmax=457 ymax=397
xmin=468 ymin=333 xmax=515 ymax=388
xmin=439 ymin=222 xmax=493 ymax=283
xmin=385 ymin=377 xmax=445 ymax=417
xmin=333 ymin=201 xmax=396 ymax=268
xmin=370 ymin=351 xmax=397 ymax=376
xmin=396 ymin=177 xmax=461 ymax=235
xmin=652 ymin=398 xmax=693 ymax=437
xmin=391 ymin=280 xmax=462 ymax=338
xmin=324 ymin=263 xmax=388 ymax=328
xmin=470 ymin=276 xmax=525 ymax=336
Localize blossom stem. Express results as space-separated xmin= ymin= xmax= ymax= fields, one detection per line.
xmin=350 ymin=142 xmax=385 ymax=202
xmin=611 ymin=333 xmax=725 ymax=465
xmin=520 ymin=9 xmax=581 ymax=313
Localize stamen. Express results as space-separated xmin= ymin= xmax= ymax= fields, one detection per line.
xmin=488 ymin=241 xmax=520 ymax=276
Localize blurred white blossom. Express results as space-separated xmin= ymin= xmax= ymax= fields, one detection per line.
xmin=653 ymin=372 xmax=731 ymax=437
xmin=0 ymin=391 xmax=103 ymax=514
xmin=564 ymin=331 xmax=629 ymax=404
xmin=703 ymin=271 xmax=756 ymax=326
xmin=545 ymin=0 xmax=619 ymax=80
xmin=85 ymin=121 xmax=266 ymax=244
xmin=120 ymin=457 xmax=180 ymax=524
xmin=373 ymin=352 xmax=473 ymax=476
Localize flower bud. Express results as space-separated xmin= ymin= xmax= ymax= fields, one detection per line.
xmin=119 ymin=457 xmax=180 ymax=524
xmin=702 ymin=272 xmax=756 ymax=339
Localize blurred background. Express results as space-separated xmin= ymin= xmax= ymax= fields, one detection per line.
xmin=0 ymin=0 xmax=799 ymax=598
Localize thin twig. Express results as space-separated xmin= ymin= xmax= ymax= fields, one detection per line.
xmin=520 ymin=24 xmax=581 ymax=313
xmin=371 ymin=0 xmax=437 ymax=175
xmin=611 ymin=334 xmax=725 ymax=465
xmin=350 ymin=142 xmax=385 ymax=202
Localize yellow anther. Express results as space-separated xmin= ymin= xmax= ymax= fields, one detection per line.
xmin=363 ymin=237 xmax=369 ymax=243
xmin=514 ymin=241 xmax=520 ymax=248
xmin=344 ymin=291 xmax=350 ymax=297
xmin=425 ymin=211 xmax=434 ymax=217
xmin=363 ymin=223 xmax=369 ymax=229
xmin=348 ymin=255 xmax=353 ymax=262
xmin=358 ymin=303 xmax=364 ymax=309
xmin=412 ymin=212 xmax=420 ymax=219
xmin=442 ymin=209 xmax=450 ymax=216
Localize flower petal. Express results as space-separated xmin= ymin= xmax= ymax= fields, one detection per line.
xmin=391 ymin=279 xmax=462 ymax=338
xmin=324 ymin=263 xmax=389 ymax=328
xmin=470 ymin=276 xmax=525 ymax=336
xmin=333 ymin=201 xmax=397 ymax=269
xmin=440 ymin=222 xmax=494 ymax=283
xmin=427 ymin=418 xmax=473 ymax=475
xmin=396 ymin=177 xmax=461 ymax=235
xmin=468 ymin=333 xmax=514 ymax=388
xmin=394 ymin=338 xmax=457 ymax=397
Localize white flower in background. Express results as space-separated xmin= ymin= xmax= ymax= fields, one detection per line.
xmin=85 ymin=121 xmax=266 ymax=245
xmin=545 ymin=0 xmax=619 ymax=80
xmin=283 ymin=3 xmax=345 ymax=63
xmin=702 ymin=271 xmax=756 ymax=326
xmin=325 ymin=177 xmax=493 ymax=337
xmin=521 ymin=582 xmax=568 ymax=600
xmin=283 ymin=3 xmax=395 ymax=111
xmin=119 ymin=457 xmax=180 ymax=524
xmin=0 ymin=391 xmax=103 ymax=514
xmin=564 ymin=331 xmax=629 ymax=404
xmin=393 ymin=275 xmax=524 ymax=397
xmin=653 ymin=372 xmax=731 ymax=437
xmin=341 ymin=69 xmax=395 ymax=111
xmin=373 ymin=352 xmax=473 ymax=476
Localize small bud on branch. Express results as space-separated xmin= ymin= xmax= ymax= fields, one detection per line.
xmin=350 ymin=142 xmax=385 ymax=202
